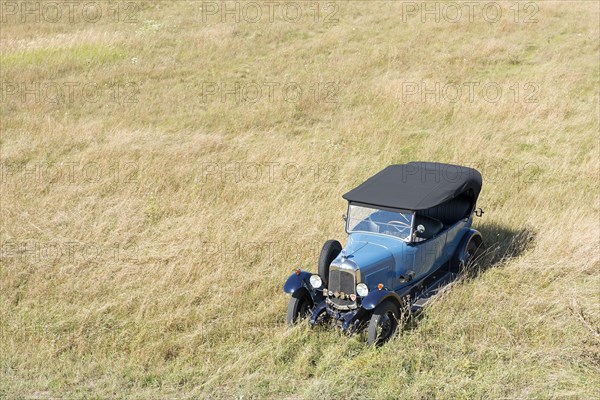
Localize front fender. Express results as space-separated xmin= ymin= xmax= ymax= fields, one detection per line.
xmin=283 ymin=271 xmax=312 ymax=295
xmin=361 ymin=289 xmax=403 ymax=311
xmin=283 ymin=271 xmax=324 ymax=303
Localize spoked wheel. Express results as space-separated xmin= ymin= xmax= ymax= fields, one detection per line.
xmin=367 ymin=300 xmax=400 ymax=346
xmin=286 ymin=294 xmax=313 ymax=326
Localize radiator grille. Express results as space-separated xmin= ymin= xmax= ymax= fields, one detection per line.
xmin=328 ymin=268 xmax=356 ymax=308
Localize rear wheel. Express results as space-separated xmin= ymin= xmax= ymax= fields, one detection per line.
xmin=451 ymin=234 xmax=483 ymax=273
xmin=318 ymin=240 xmax=342 ymax=287
xmin=367 ymin=301 xmax=400 ymax=346
xmin=286 ymin=295 xmax=313 ymax=326
xmin=462 ymin=236 xmax=483 ymax=272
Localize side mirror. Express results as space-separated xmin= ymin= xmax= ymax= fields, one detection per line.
xmin=417 ymin=224 xmax=425 ymax=234
xmin=342 ymin=214 xmax=347 ymax=221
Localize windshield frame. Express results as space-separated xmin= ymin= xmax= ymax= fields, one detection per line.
xmin=345 ymin=202 xmax=415 ymax=243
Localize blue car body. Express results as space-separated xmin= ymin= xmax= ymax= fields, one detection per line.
xmin=339 ymin=219 xmax=471 ymax=292
xmin=284 ymin=162 xmax=484 ymax=336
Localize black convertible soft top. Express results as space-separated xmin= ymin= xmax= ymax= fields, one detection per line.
xmin=342 ymin=162 xmax=482 ymax=211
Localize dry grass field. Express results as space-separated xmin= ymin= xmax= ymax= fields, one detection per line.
xmin=1 ymin=1 xmax=599 ymax=398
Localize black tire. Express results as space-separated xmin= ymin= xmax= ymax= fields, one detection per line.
xmin=451 ymin=234 xmax=483 ymax=273
xmin=286 ymin=294 xmax=313 ymax=326
xmin=367 ymin=300 xmax=400 ymax=346
xmin=318 ymin=240 xmax=342 ymax=286
xmin=462 ymin=236 xmax=483 ymax=272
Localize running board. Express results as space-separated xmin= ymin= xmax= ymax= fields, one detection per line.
xmin=410 ymin=271 xmax=459 ymax=314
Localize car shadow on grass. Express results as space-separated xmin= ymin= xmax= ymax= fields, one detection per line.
xmin=469 ymin=222 xmax=536 ymax=276
xmin=403 ymin=223 xmax=536 ymax=330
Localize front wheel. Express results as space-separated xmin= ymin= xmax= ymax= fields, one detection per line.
xmin=310 ymin=307 xmax=330 ymax=328
xmin=286 ymin=295 xmax=313 ymax=326
xmin=367 ymin=300 xmax=400 ymax=346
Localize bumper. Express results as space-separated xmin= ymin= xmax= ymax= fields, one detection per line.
xmin=310 ymin=299 xmax=370 ymax=333
xmin=309 ymin=288 xmax=405 ymax=332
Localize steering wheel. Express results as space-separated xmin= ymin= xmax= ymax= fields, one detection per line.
xmin=387 ymin=220 xmax=411 ymax=233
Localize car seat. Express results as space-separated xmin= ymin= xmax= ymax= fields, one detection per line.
xmin=418 ymin=195 xmax=473 ymax=226
xmin=414 ymin=214 xmax=444 ymax=240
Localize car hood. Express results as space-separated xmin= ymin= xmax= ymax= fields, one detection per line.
xmin=332 ymin=233 xmax=400 ymax=272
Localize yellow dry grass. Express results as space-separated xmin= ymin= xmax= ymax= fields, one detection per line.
xmin=1 ymin=1 xmax=599 ymax=399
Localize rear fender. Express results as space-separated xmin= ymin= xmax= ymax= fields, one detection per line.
xmin=451 ymin=229 xmax=482 ymax=269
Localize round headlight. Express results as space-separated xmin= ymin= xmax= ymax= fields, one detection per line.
xmin=356 ymin=283 xmax=369 ymax=297
xmin=309 ymin=274 xmax=322 ymax=289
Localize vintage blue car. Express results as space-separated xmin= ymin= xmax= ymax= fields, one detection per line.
xmin=284 ymin=162 xmax=484 ymax=345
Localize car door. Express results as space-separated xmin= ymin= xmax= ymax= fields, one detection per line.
xmin=442 ymin=219 xmax=469 ymax=263
xmin=412 ymin=230 xmax=448 ymax=278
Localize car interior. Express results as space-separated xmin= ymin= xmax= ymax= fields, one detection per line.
xmin=353 ymin=210 xmax=411 ymax=238
xmin=414 ymin=194 xmax=474 ymax=240
xmin=351 ymin=193 xmax=474 ymax=241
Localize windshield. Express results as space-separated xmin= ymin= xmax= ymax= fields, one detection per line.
xmin=346 ymin=204 xmax=413 ymax=241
